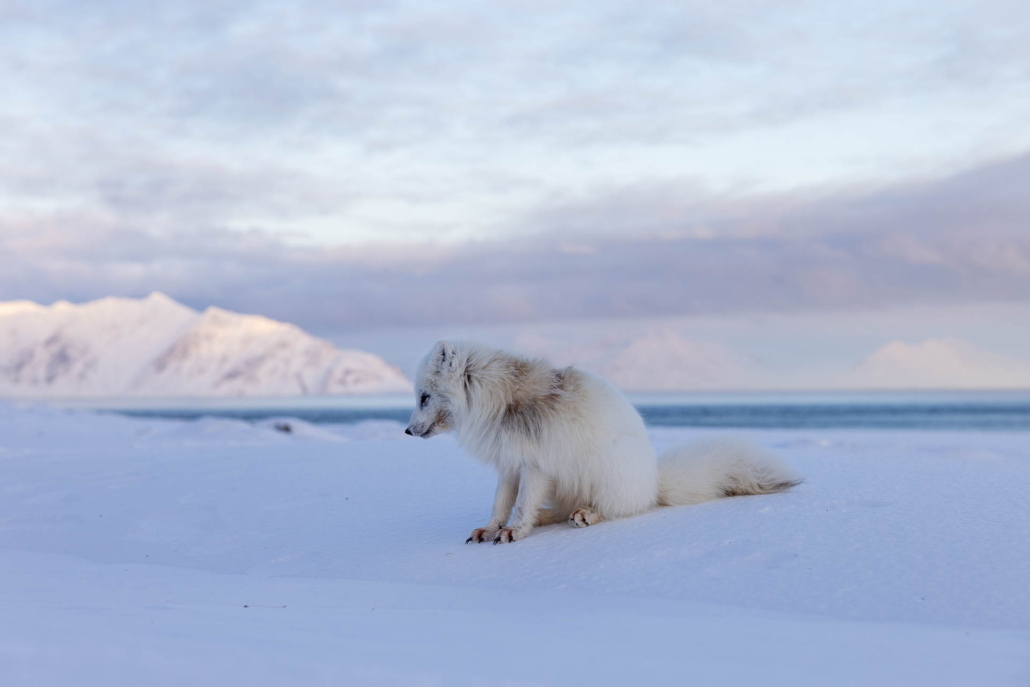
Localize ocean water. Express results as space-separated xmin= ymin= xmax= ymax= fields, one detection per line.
xmin=71 ymin=391 xmax=1030 ymax=431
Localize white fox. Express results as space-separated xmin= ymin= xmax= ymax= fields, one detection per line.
xmin=405 ymin=341 xmax=801 ymax=543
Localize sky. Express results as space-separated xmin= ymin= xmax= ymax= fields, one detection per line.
xmin=1 ymin=0 xmax=1029 ymax=384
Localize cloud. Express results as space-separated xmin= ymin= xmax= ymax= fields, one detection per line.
xmin=2 ymin=150 xmax=1029 ymax=332
xmin=3 ymin=0 xmax=1030 ymax=246
xmin=2 ymin=1 xmax=1030 ymax=331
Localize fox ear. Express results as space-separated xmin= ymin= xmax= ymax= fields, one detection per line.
xmin=433 ymin=340 xmax=458 ymax=374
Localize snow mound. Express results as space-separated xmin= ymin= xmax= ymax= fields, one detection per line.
xmin=0 ymin=294 xmax=411 ymax=397
xmin=253 ymin=417 xmax=348 ymax=442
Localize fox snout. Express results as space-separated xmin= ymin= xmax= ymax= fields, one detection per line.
xmin=405 ymin=424 xmax=429 ymax=438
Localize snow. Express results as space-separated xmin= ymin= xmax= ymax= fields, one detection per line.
xmin=0 ymin=403 xmax=1028 ymax=685
xmin=845 ymin=338 xmax=1030 ymax=389
xmin=137 ymin=306 xmax=412 ymax=396
xmin=0 ymin=300 xmax=45 ymax=317
xmin=0 ymin=293 xmax=198 ymax=396
xmin=0 ymin=294 xmax=411 ymax=397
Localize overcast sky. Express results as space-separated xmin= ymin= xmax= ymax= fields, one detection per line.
xmin=1 ymin=0 xmax=1029 ymax=336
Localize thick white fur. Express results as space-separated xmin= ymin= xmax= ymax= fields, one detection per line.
xmin=406 ymin=341 xmax=801 ymax=543
xmin=656 ymin=438 xmax=799 ymax=506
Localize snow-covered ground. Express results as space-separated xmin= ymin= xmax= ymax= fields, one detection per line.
xmin=1 ymin=403 xmax=1027 ymax=686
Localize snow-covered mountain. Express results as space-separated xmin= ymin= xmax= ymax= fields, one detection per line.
xmin=0 ymin=294 xmax=412 ymax=397
xmin=842 ymin=338 xmax=1030 ymax=390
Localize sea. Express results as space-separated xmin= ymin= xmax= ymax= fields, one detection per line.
xmin=63 ymin=391 xmax=1030 ymax=432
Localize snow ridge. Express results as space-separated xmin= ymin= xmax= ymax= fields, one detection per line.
xmin=0 ymin=293 xmax=411 ymax=397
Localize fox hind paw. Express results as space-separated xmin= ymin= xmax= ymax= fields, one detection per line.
xmin=569 ymin=507 xmax=600 ymax=528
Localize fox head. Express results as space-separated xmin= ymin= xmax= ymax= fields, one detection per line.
xmin=405 ymin=340 xmax=461 ymax=438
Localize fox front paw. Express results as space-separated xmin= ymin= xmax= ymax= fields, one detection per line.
xmin=492 ymin=526 xmax=526 ymax=544
xmin=466 ymin=527 xmax=500 ymax=544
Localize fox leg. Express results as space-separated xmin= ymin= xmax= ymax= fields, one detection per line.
xmin=466 ymin=473 xmax=519 ymax=543
xmin=494 ymin=468 xmax=550 ymax=543
xmin=534 ymin=507 xmax=571 ymax=526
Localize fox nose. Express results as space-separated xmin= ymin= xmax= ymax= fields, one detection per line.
xmin=404 ymin=427 xmax=412 ymax=436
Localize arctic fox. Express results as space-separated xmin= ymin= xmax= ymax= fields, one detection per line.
xmin=405 ymin=341 xmax=801 ymax=544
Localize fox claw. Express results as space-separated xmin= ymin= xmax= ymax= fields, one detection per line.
xmin=493 ymin=527 xmax=519 ymax=543
xmin=466 ymin=527 xmax=499 ymax=543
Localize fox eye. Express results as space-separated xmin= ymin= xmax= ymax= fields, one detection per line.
xmin=420 ymin=393 xmax=430 ymax=407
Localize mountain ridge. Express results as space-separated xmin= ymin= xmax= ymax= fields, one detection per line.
xmin=842 ymin=338 xmax=1030 ymax=390
xmin=0 ymin=293 xmax=411 ymax=398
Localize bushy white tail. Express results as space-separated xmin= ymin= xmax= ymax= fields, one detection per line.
xmin=656 ymin=438 xmax=802 ymax=507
